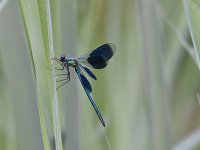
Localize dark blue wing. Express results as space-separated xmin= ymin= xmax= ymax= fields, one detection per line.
xmin=89 ymin=43 xmax=116 ymax=60
xmin=80 ymin=74 xmax=92 ymax=93
xmin=75 ymin=66 xmax=105 ymax=127
xmin=77 ymin=43 xmax=116 ymax=69
xmin=87 ymin=55 xmax=107 ymax=69
xmin=79 ymin=64 xmax=97 ymax=80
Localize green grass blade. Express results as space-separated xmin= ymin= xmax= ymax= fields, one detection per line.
xmin=0 ymin=1 xmax=43 ymax=149
xmin=137 ymin=0 xmax=172 ymax=149
xmin=183 ymin=0 xmax=200 ymax=70
xmin=18 ymin=1 xmax=52 ymax=149
xmin=46 ymin=0 xmax=63 ymax=149
xmin=18 ymin=0 xmax=63 ymax=149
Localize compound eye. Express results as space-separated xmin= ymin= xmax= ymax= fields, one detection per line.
xmin=59 ymin=54 xmax=66 ymax=62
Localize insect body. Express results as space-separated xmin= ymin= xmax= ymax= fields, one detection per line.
xmin=52 ymin=43 xmax=116 ymax=127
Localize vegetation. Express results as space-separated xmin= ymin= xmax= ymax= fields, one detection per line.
xmin=0 ymin=0 xmax=199 ymax=149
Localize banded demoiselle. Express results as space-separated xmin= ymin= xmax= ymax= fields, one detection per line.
xmin=52 ymin=43 xmax=116 ymax=127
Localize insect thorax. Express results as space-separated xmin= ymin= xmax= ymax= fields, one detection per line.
xmin=67 ymin=57 xmax=77 ymax=67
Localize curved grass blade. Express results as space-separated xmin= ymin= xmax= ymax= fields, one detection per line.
xmin=183 ymin=0 xmax=200 ymax=69
xmin=18 ymin=0 xmax=63 ymax=149
xmin=75 ymin=66 xmax=105 ymax=127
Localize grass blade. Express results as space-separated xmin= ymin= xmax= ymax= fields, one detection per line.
xmin=18 ymin=0 xmax=63 ymax=149
xmin=183 ymin=0 xmax=200 ymax=70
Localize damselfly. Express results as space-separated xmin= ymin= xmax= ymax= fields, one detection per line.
xmin=52 ymin=43 xmax=116 ymax=127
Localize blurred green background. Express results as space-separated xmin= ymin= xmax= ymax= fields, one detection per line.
xmin=0 ymin=0 xmax=200 ymax=150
